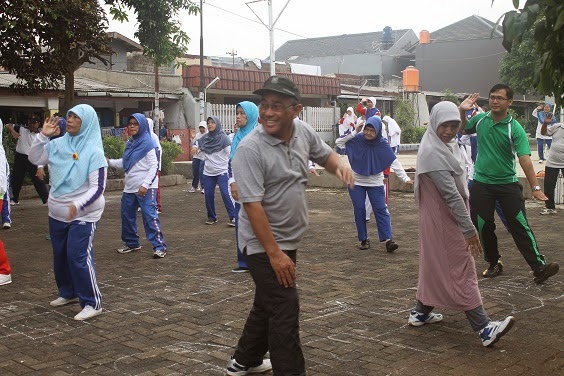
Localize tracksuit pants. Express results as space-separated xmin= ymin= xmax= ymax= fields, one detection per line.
xmin=121 ymin=189 xmax=166 ymax=252
xmin=544 ymin=167 xmax=564 ymax=210
xmin=348 ymin=185 xmax=392 ymax=242
xmin=203 ymin=173 xmax=235 ymax=222
xmin=234 ymin=250 xmax=305 ymax=376
xmin=49 ymin=217 xmax=102 ymax=309
xmin=0 ymin=200 xmax=11 ymax=275
xmin=234 ymin=203 xmax=247 ymax=268
xmin=469 ymin=181 xmax=546 ymax=272
xmin=1 ymin=190 xmax=11 ymax=224
xmin=537 ymin=138 xmax=552 ymax=161
xmin=11 ymin=152 xmax=49 ymax=203
xmin=191 ymin=158 xmax=204 ymax=189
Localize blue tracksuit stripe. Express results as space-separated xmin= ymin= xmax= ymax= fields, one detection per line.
xmin=85 ymin=222 xmax=102 ymax=309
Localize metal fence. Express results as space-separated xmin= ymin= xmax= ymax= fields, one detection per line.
xmin=209 ymin=103 xmax=337 ymax=134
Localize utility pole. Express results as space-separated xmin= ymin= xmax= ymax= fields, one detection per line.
xmin=154 ymin=62 xmax=160 ymax=132
xmin=199 ymin=0 xmax=205 ymax=120
xmin=226 ymin=48 xmax=238 ymax=68
xmin=246 ymin=0 xmax=292 ymax=76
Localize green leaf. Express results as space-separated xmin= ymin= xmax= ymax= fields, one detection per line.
xmin=555 ymin=8 xmax=564 ymax=30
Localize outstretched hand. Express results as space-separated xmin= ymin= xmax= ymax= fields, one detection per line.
xmin=459 ymin=93 xmax=479 ymax=111
xmin=42 ymin=117 xmax=61 ymax=138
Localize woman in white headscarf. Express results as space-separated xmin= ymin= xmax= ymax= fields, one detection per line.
xmin=382 ymin=115 xmax=401 ymax=154
xmin=190 ymin=121 xmax=208 ymax=193
xmin=339 ymin=107 xmax=357 ymax=136
xmin=408 ymin=101 xmax=515 ymax=347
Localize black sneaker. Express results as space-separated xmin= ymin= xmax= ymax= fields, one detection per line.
xmin=226 ymin=357 xmax=272 ymax=376
xmin=386 ymin=240 xmax=398 ymax=253
xmin=533 ymin=262 xmax=559 ymax=284
xmin=482 ymin=261 xmax=503 ymax=278
xmin=359 ymin=239 xmax=371 ymax=250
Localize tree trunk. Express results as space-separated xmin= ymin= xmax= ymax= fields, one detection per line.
xmin=60 ymin=70 xmax=75 ymax=115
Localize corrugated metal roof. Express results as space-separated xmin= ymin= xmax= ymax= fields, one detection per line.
xmin=274 ymin=29 xmax=412 ymax=60
xmin=0 ymin=72 xmax=182 ymax=96
xmin=182 ymin=66 xmax=340 ymax=97
xmin=430 ymin=15 xmax=503 ymax=42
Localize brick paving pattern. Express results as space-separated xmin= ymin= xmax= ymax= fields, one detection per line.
xmin=0 ymin=185 xmax=562 ymax=375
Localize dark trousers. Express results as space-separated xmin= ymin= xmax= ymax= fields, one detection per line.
xmin=234 ymin=250 xmax=305 ymax=376
xmin=469 ymin=181 xmax=546 ymax=272
xmin=11 ymin=152 xmax=49 ymax=203
xmin=191 ymin=158 xmax=204 ymax=188
xmin=544 ymin=167 xmax=564 ymax=209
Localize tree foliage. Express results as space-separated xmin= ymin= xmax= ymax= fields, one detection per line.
xmin=441 ymin=89 xmax=460 ymax=105
xmin=0 ymin=0 xmax=111 ymax=113
xmin=498 ymin=25 xmax=538 ymax=95
xmin=105 ymin=0 xmax=199 ymax=66
xmin=494 ymin=0 xmax=564 ymax=107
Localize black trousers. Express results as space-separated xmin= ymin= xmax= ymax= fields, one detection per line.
xmin=543 ymin=167 xmax=564 ymax=210
xmin=11 ymin=152 xmax=49 ymax=203
xmin=234 ymin=250 xmax=305 ymax=376
xmin=469 ymin=181 xmax=546 ymax=272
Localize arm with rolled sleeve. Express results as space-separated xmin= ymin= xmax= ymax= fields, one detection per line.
xmin=335 ymin=129 xmax=357 ymax=149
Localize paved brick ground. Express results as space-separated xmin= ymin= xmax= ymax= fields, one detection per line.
xmin=1 ymin=185 xmax=562 ymax=375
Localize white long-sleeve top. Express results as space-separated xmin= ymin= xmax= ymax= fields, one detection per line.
xmin=28 ymin=133 xmax=107 ymax=222
xmin=336 ymin=129 xmax=410 ymax=187
xmin=108 ymin=149 xmax=159 ymax=193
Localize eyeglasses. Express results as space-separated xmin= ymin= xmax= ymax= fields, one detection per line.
xmin=259 ymin=102 xmax=296 ymax=112
xmin=489 ymin=96 xmax=508 ymax=102
xmin=127 ymin=122 xmax=139 ymax=126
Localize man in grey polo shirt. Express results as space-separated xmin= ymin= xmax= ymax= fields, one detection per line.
xmin=226 ymin=76 xmax=354 ymax=376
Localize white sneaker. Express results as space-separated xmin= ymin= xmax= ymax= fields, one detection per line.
xmin=479 ymin=316 xmax=515 ymax=347
xmin=540 ymin=208 xmax=557 ymax=215
xmin=2 ymin=222 xmax=11 ymax=229
xmin=74 ymin=305 xmax=103 ymax=321
xmin=0 ymin=274 xmax=12 ymax=285
xmin=408 ymin=310 xmax=443 ymax=327
xmin=189 ymin=187 xmax=196 ymax=193
xmin=226 ymin=357 xmax=272 ymax=376
xmin=50 ymin=297 xmax=79 ymax=307
xmin=201 ymin=189 xmax=205 ymax=194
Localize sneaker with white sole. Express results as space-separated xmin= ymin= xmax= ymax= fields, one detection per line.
xmin=226 ymin=357 xmax=272 ymax=376
xmin=2 ymin=222 xmax=11 ymax=229
xmin=479 ymin=316 xmax=515 ymax=347
xmin=228 ymin=218 xmax=236 ymax=227
xmin=117 ymin=245 xmax=141 ymax=254
xmin=205 ymin=219 xmax=218 ymax=225
xmin=153 ymin=250 xmax=166 ymax=258
xmin=189 ymin=187 xmax=196 ymax=193
xmin=50 ymin=297 xmax=79 ymax=307
xmin=0 ymin=274 xmax=12 ymax=285
xmin=408 ymin=310 xmax=444 ymax=327
xmin=540 ymin=208 xmax=557 ymax=215
xmin=74 ymin=305 xmax=103 ymax=321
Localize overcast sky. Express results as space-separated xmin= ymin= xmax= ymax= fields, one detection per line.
xmin=103 ymin=0 xmax=525 ymax=60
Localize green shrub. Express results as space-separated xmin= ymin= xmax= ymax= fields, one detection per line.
xmin=401 ymin=126 xmax=426 ymax=144
xmin=102 ymin=136 xmax=125 ymax=159
xmin=160 ymin=141 xmax=182 ymax=175
xmin=393 ymin=97 xmax=415 ymax=128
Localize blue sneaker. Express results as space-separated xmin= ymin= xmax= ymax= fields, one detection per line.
xmin=408 ymin=310 xmax=443 ymax=327
xmin=479 ymin=316 xmax=515 ymax=347
xmin=226 ymin=357 xmax=272 ymax=376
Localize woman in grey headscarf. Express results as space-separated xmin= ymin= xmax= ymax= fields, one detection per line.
xmin=408 ymin=101 xmax=515 ymax=347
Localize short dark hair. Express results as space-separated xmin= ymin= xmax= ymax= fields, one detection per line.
xmin=489 ymin=84 xmax=513 ymax=100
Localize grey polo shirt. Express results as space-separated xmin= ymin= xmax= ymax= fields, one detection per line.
xmin=232 ymin=118 xmax=333 ymax=255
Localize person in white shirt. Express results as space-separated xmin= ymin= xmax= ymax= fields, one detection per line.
xmin=28 ymin=104 xmax=107 ymax=320
xmin=383 ymin=115 xmax=401 ymax=154
xmin=195 ymin=116 xmax=235 ymax=225
xmin=336 ymin=116 xmax=411 ymax=252
xmin=0 ymin=127 xmax=12 ymax=285
xmin=147 ymin=118 xmax=163 ymax=212
xmin=108 ymin=113 xmax=167 ymax=258
xmin=190 ymin=121 xmax=208 ymax=193
xmin=4 ymin=117 xmax=49 ymax=204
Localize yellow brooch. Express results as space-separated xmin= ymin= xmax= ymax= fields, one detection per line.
xmin=72 ymin=153 xmax=79 ymax=160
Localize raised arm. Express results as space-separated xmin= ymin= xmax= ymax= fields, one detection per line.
xmin=458 ymin=93 xmax=479 ymax=134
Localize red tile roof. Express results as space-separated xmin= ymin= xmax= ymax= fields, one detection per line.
xmin=182 ymin=65 xmax=340 ymax=96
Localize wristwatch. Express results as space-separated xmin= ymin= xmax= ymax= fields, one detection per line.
xmin=532 ymin=185 xmax=541 ymax=191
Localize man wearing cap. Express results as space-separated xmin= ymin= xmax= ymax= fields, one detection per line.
xmin=227 ymin=76 xmax=354 ymax=376
xmin=4 ymin=116 xmax=49 ymax=204
xmin=356 ymin=96 xmax=381 ymax=120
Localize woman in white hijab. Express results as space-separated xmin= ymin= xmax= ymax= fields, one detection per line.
xmin=339 ymin=107 xmax=357 ymax=136
xmin=408 ymin=101 xmax=515 ymax=347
